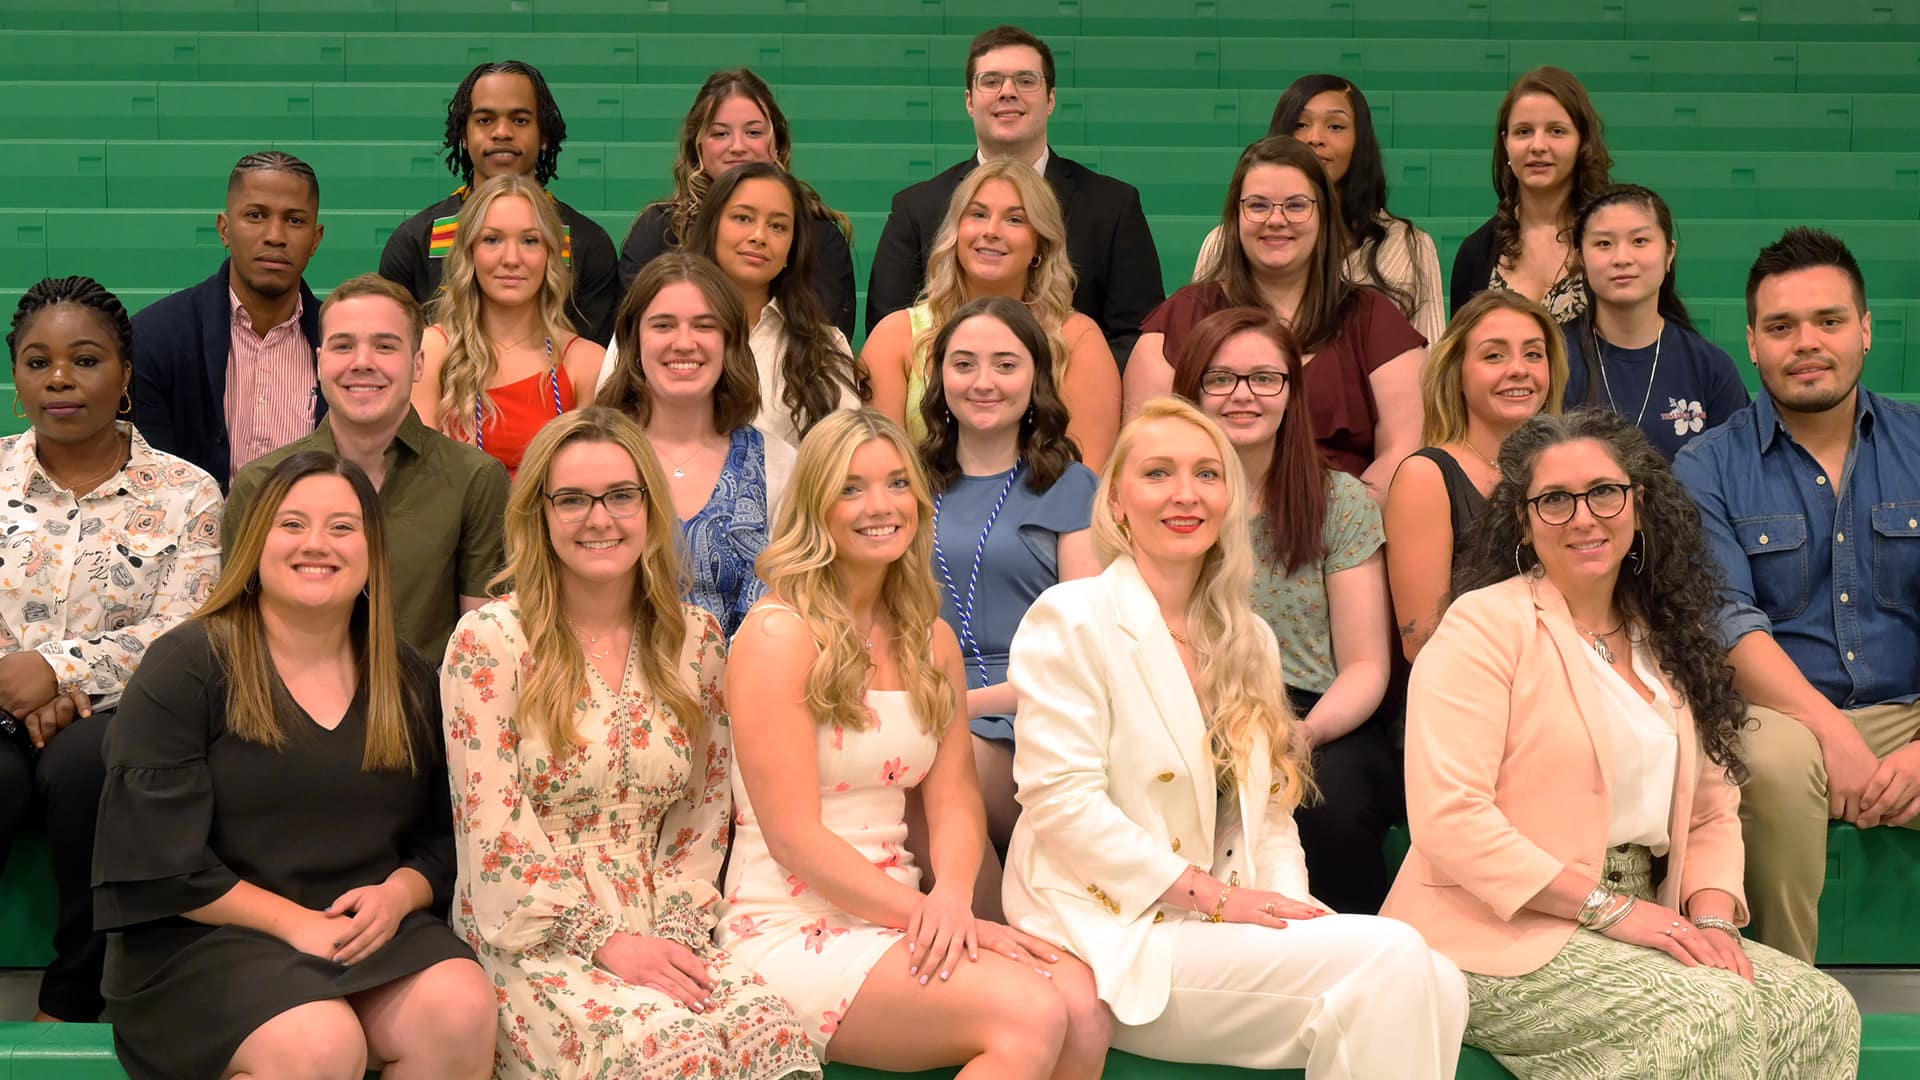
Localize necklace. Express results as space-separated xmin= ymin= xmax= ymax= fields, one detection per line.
xmin=852 ymin=615 xmax=877 ymax=652
xmin=659 ymin=437 xmax=721 ymax=481
xmin=475 ymin=337 xmax=558 ymax=453
xmin=931 ymin=460 xmax=1022 ymax=681
xmin=1167 ymin=624 xmax=1193 ymax=648
xmin=1596 ymin=320 xmax=1663 ymax=429
xmin=569 ymin=619 xmax=622 ymax=662
xmin=1572 ymin=619 xmax=1623 ymax=665
xmin=1460 ymin=436 xmax=1499 ymax=472
xmin=46 ymin=432 xmax=129 ymax=496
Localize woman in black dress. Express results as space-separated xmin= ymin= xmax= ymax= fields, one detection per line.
xmin=94 ymin=451 xmax=494 ymax=1080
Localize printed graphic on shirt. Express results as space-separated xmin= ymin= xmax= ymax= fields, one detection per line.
xmin=1661 ymin=398 xmax=1706 ymax=437
xmin=429 ymin=214 xmax=573 ymax=265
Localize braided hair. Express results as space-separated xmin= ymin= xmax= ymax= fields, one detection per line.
xmin=8 ymin=276 xmax=134 ymax=364
xmin=442 ymin=61 xmax=568 ymax=187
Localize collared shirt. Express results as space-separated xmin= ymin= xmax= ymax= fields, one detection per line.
xmin=1675 ymin=388 xmax=1920 ymax=708
xmin=224 ymin=408 xmax=510 ymax=660
xmin=0 ymin=423 xmax=223 ymax=708
xmin=747 ymin=299 xmax=859 ymax=448
xmin=224 ymin=287 xmax=318 ymax=481
xmin=977 ymin=146 xmax=1051 ymax=176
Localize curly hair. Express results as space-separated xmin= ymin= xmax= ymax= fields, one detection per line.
xmin=916 ymin=295 xmax=1080 ymax=495
xmin=1451 ymin=409 xmax=1748 ymax=783
xmin=1490 ymin=66 xmax=1613 ymax=265
xmin=442 ymin=61 xmax=567 ymax=187
xmin=1267 ymin=74 xmax=1420 ymax=323
xmin=685 ymin=161 xmax=864 ymax=436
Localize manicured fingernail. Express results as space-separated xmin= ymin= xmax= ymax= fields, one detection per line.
xmin=1036 ymin=968 xmax=1052 ymax=978
xmin=909 ymin=965 xmax=918 ymax=976
xmin=969 ymin=950 xmax=978 ymax=960
xmin=919 ymin=974 xmax=929 ymax=985
xmin=1048 ymin=953 xmax=1059 ymax=961
xmin=907 ymin=942 xmax=915 ymax=954
xmin=940 ymin=970 xmax=950 ymax=981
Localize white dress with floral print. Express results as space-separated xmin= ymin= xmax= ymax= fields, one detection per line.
xmin=443 ymin=599 xmax=817 ymax=1080
xmin=714 ymin=689 xmax=937 ymax=1059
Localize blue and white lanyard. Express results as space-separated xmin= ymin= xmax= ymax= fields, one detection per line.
xmin=932 ymin=460 xmax=1021 ymax=681
xmin=474 ymin=336 xmax=559 ymax=452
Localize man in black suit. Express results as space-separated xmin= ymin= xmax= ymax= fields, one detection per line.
xmin=864 ymin=25 xmax=1164 ymax=363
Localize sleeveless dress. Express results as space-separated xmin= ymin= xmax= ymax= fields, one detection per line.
xmin=442 ymin=600 xmax=816 ymax=1080
xmin=427 ymin=330 xmax=587 ymax=478
xmin=903 ymin=304 xmax=938 ymax=442
xmin=1409 ymin=447 xmax=1488 ymax=561
xmin=716 ymin=679 xmax=939 ymax=1060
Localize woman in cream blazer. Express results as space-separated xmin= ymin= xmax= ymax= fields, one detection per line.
xmin=1004 ymin=398 xmax=1467 ymax=1077
xmin=1380 ymin=409 xmax=1858 ymax=1079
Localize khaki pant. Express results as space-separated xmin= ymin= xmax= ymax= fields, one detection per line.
xmin=1739 ymin=702 xmax=1920 ymax=962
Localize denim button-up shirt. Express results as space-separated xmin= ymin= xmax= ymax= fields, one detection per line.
xmin=1675 ymin=388 xmax=1920 ymax=709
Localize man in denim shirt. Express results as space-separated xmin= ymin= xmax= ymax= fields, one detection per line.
xmin=1675 ymin=228 xmax=1920 ymax=963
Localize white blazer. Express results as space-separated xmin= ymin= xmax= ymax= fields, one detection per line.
xmin=1002 ymin=556 xmax=1315 ymax=1026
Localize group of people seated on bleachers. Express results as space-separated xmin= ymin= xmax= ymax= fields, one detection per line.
xmin=2 ymin=21 xmax=1905 ymax=1080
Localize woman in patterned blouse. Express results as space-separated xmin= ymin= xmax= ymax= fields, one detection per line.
xmin=599 ymin=253 xmax=795 ymax=637
xmin=1170 ymin=306 xmax=1399 ymax=916
xmin=0 ymin=276 xmax=223 ymax=1022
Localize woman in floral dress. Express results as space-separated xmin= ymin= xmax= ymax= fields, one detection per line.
xmin=716 ymin=410 xmax=1110 ymax=1078
xmin=443 ymin=406 xmax=816 ymax=1080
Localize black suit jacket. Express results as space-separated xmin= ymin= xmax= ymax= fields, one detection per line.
xmin=864 ymin=152 xmax=1164 ymax=362
xmin=130 ymin=259 xmax=325 ymax=490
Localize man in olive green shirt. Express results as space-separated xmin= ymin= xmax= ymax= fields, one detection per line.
xmin=226 ymin=274 xmax=508 ymax=661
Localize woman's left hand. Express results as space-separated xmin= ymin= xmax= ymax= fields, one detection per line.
xmin=904 ymin=883 xmax=976 ymax=986
xmin=0 ymin=652 xmax=58 ymax=717
xmin=325 ymin=881 xmax=413 ymax=965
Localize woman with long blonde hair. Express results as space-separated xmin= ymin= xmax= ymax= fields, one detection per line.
xmin=94 ymin=452 xmax=493 ymax=1080
xmin=861 ymin=159 xmax=1120 ymax=469
xmin=441 ymin=407 xmax=816 ymax=1079
xmin=415 ymin=173 xmax=605 ymax=477
xmin=1002 ymin=398 xmax=1467 ymax=1075
xmin=716 ymin=409 xmax=1112 ymax=1079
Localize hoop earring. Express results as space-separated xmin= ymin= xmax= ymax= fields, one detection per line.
xmin=244 ymin=577 xmax=258 ymax=596
xmin=1514 ymin=541 xmax=1533 ymax=579
xmin=1117 ymin=518 xmax=1133 ymax=543
xmin=119 ymin=389 xmax=133 ymax=415
xmin=9 ymin=395 xmax=23 ymax=420
xmin=1629 ymin=530 xmax=1647 ymax=575
xmin=1029 ymin=254 xmax=1041 ymax=269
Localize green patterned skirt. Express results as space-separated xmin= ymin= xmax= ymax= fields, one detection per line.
xmin=1464 ymin=844 xmax=1860 ymax=1079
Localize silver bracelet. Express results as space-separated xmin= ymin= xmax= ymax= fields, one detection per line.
xmin=1576 ymin=884 xmax=1615 ymax=927
xmin=1590 ymin=894 xmax=1637 ymax=933
xmin=1691 ymin=915 xmax=1741 ymax=937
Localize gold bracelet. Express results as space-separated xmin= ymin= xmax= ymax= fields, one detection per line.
xmin=1691 ymin=915 xmax=1741 ymax=937
xmin=1209 ymin=883 xmax=1233 ymax=923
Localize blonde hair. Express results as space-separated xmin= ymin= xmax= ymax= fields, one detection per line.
xmin=494 ymin=407 xmax=704 ymax=756
xmin=756 ymin=409 xmax=953 ymax=736
xmin=1421 ymin=289 xmax=1569 ymax=445
xmin=914 ymin=159 xmax=1076 ymax=387
xmin=195 ymin=452 xmax=418 ymax=771
xmin=1092 ymin=398 xmax=1312 ymax=805
xmin=430 ymin=174 xmax=576 ymax=440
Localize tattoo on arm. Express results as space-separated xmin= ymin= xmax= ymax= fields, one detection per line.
xmin=1398 ymin=619 xmax=1418 ymax=640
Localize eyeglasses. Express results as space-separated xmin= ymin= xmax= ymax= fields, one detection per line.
xmin=1239 ymin=195 xmax=1318 ymax=225
xmin=1198 ymin=368 xmax=1289 ymax=397
xmin=544 ymin=485 xmax=647 ymax=522
xmin=1526 ymin=483 xmax=1632 ymax=526
xmin=972 ymin=70 xmax=1046 ymax=94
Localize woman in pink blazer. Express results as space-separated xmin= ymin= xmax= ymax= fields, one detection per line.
xmin=1381 ymin=408 xmax=1858 ymax=1079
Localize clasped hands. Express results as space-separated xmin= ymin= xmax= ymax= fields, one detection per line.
xmin=1818 ymin=720 xmax=1920 ymax=829
xmin=286 ymin=879 xmax=416 ymax=966
xmin=0 ymin=651 xmax=88 ymax=749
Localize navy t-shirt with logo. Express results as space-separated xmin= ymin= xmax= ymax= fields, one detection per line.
xmin=1563 ymin=319 xmax=1750 ymax=459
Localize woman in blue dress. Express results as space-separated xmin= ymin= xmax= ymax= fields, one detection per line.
xmin=916 ymin=296 xmax=1100 ymax=918
xmin=598 ymin=253 xmax=794 ymax=636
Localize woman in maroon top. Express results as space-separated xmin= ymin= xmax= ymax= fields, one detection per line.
xmin=1124 ymin=137 xmax=1426 ymax=502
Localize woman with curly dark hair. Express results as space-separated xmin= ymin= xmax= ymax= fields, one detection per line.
xmin=1380 ymin=409 xmax=1859 ymax=1079
xmin=1447 ymin=67 xmax=1613 ymax=321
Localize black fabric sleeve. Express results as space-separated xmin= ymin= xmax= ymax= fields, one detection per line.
xmin=92 ymin=624 xmax=242 ymax=929
xmin=814 ymin=218 xmax=858 ymax=339
xmin=396 ymin=647 xmax=457 ymax=911
xmin=1448 ymin=219 xmax=1496 ymax=315
xmin=569 ymin=218 xmax=621 ymax=345
xmin=865 ymin=188 xmax=926 ymax=333
xmin=1098 ymin=185 xmax=1166 ymax=365
xmin=617 ymin=207 xmax=671 ymax=297
xmin=378 ymin=212 xmax=431 ymax=304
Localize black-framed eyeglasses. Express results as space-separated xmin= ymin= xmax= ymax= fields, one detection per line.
xmin=544 ymin=485 xmax=647 ymax=522
xmin=1198 ymin=368 xmax=1290 ymax=397
xmin=972 ymin=70 xmax=1046 ymax=94
xmin=1239 ymin=195 xmax=1317 ymax=225
xmin=1526 ymin=483 xmax=1632 ymax=526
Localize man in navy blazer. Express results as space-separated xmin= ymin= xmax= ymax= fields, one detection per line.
xmin=863 ymin=25 xmax=1165 ymax=364
xmin=131 ymin=151 xmax=326 ymax=490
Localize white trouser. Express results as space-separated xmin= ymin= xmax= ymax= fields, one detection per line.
xmin=1113 ymin=913 xmax=1469 ymax=1080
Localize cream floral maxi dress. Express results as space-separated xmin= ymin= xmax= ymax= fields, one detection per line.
xmin=443 ymin=598 xmax=818 ymax=1080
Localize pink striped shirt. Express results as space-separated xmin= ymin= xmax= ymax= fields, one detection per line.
xmin=224 ymin=288 xmax=318 ymax=481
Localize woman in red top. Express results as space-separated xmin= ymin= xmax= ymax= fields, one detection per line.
xmin=415 ymin=174 xmax=605 ymax=477
xmin=1124 ymin=137 xmax=1426 ymax=503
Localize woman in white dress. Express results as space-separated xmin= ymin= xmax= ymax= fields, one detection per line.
xmin=717 ymin=409 xmax=1112 ymax=1077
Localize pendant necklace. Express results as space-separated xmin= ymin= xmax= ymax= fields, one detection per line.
xmin=1596 ymin=320 xmax=1663 ymax=429
xmin=1573 ymin=620 xmax=1623 ymax=665
xmin=570 ymin=619 xmax=618 ymax=662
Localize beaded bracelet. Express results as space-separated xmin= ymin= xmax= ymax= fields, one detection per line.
xmin=1209 ymin=883 xmax=1233 ymax=923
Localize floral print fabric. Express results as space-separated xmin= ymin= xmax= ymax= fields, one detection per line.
xmin=0 ymin=423 xmax=222 ymax=708
xmin=442 ymin=598 xmax=816 ymax=1080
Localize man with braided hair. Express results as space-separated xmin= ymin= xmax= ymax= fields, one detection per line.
xmin=379 ymin=61 xmax=619 ymax=345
